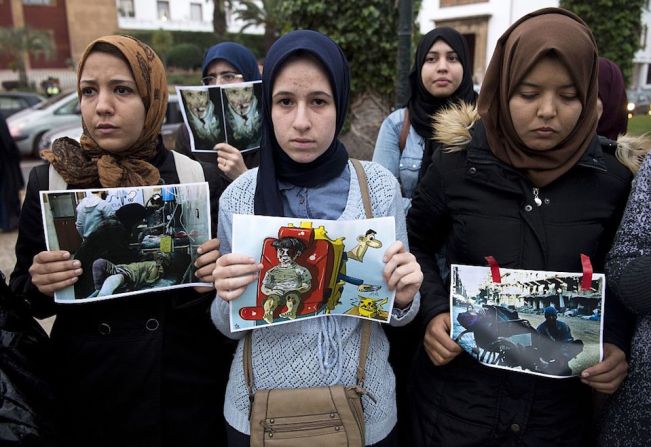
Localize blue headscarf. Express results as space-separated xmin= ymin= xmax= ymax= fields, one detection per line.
xmin=254 ymin=30 xmax=350 ymax=216
xmin=201 ymin=42 xmax=261 ymax=81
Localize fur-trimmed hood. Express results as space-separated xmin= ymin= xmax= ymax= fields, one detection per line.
xmin=431 ymin=102 xmax=650 ymax=174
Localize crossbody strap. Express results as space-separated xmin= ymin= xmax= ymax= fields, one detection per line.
xmin=244 ymin=158 xmax=374 ymax=397
xmin=398 ymin=109 xmax=410 ymax=153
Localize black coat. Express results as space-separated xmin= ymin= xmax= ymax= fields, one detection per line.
xmin=407 ymin=122 xmax=634 ymax=446
xmin=9 ymin=146 xmax=234 ymax=447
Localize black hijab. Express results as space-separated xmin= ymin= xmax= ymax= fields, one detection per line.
xmin=254 ymin=30 xmax=350 ymax=216
xmin=408 ymin=27 xmax=477 ymax=179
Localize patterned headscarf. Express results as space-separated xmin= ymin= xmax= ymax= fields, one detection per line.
xmin=478 ymin=8 xmax=599 ymax=187
xmin=43 ymin=35 xmax=167 ymax=188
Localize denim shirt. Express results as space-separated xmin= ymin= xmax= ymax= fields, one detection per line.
xmin=277 ymin=165 xmax=351 ymax=219
xmin=372 ymin=107 xmax=424 ymax=212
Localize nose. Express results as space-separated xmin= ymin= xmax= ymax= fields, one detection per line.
xmin=537 ymin=93 xmax=557 ymax=120
xmin=292 ymin=102 xmax=311 ymax=132
xmin=436 ymin=58 xmax=449 ymax=72
xmin=95 ymin=89 xmax=114 ymax=116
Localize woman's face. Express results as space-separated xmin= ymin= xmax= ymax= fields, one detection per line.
xmin=420 ymin=39 xmax=464 ymax=98
xmin=79 ymin=51 xmax=146 ymax=152
xmin=271 ymin=57 xmax=336 ymax=164
xmin=509 ymin=56 xmax=583 ymax=151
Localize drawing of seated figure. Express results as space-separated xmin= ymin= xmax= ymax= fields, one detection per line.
xmin=260 ymin=237 xmax=312 ymax=324
xmin=89 ymin=253 xmax=171 ymax=297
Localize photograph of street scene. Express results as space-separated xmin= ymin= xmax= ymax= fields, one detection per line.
xmin=450 ymin=264 xmax=604 ymax=378
xmin=40 ymin=183 xmax=211 ymax=303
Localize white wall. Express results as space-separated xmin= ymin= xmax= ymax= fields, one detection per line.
xmin=116 ymin=0 xmax=263 ymax=34
xmin=418 ymin=0 xmax=559 ymax=74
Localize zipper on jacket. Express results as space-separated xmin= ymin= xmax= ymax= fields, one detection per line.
xmin=533 ymin=187 xmax=542 ymax=207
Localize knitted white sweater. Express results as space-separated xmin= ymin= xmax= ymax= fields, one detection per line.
xmin=210 ymin=160 xmax=420 ymax=444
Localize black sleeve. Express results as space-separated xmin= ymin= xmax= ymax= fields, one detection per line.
xmin=174 ymin=124 xmax=194 ymax=159
xmin=9 ymin=165 xmax=56 ymax=318
xmin=407 ymin=156 xmax=452 ymax=332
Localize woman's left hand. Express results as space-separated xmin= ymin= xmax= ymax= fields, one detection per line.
xmin=193 ymin=238 xmax=220 ymax=293
xmin=580 ymin=343 xmax=628 ymax=394
xmin=382 ymin=241 xmax=423 ymax=308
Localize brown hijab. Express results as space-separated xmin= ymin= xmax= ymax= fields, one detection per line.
xmin=43 ymin=35 xmax=167 ymax=188
xmin=478 ymin=8 xmax=599 ymax=187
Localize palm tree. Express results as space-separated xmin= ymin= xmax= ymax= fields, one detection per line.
xmin=233 ymin=0 xmax=282 ymax=50
xmin=0 ymin=27 xmax=54 ymax=87
xmin=213 ymin=0 xmax=228 ymax=38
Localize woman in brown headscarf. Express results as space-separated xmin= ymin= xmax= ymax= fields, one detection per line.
xmin=10 ymin=36 xmax=232 ymax=446
xmin=406 ymin=8 xmax=633 ymax=446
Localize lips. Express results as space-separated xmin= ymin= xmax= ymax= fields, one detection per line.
xmin=290 ymin=138 xmax=314 ymax=148
xmin=95 ymin=123 xmax=118 ymax=135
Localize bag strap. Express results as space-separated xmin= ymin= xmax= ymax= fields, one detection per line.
xmin=398 ymin=109 xmax=410 ymax=153
xmin=171 ymin=150 xmax=205 ymax=183
xmin=48 ymin=164 xmax=67 ymax=190
xmin=350 ymin=159 xmax=372 ymax=220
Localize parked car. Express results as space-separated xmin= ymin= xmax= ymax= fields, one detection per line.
xmin=37 ymin=94 xmax=184 ymax=157
xmin=0 ymin=92 xmax=44 ymax=119
xmin=626 ymin=89 xmax=651 ymax=117
xmin=7 ymin=91 xmax=80 ymax=157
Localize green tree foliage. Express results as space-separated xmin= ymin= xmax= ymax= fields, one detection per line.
xmin=167 ymin=43 xmax=203 ymax=70
xmin=278 ymin=0 xmax=400 ymax=100
xmin=561 ymin=0 xmax=644 ymax=85
xmin=151 ymin=29 xmax=174 ymax=65
xmin=233 ymin=0 xmax=283 ymax=51
xmin=121 ymin=29 xmax=265 ymax=62
xmin=0 ymin=26 xmax=54 ymax=86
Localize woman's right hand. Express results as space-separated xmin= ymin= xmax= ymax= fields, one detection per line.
xmin=424 ymin=313 xmax=463 ymax=366
xmin=213 ymin=253 xmax=262 ymax=301
xmin=215 ymin=143 xmax=248 ymax=181
xmin=29 ymin=250 xmax=82 ymax=297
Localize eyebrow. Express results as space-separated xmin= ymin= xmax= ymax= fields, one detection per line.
xmin=426 ymin=50 xmax=458 ymax=55
xmin=518 ymin=81 xmax=576 ymax=89
xmin=79 ymin=79 xmax=136 ymax=86
xmin=272 ymin=90 xmax=333 ymax=98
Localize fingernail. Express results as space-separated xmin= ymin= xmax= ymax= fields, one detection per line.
xmin=197 ymin=247 xmax=203 ymax=254
xmin=75 ymin=269 xmax=83 ymax=275
xmin=73 ymin=260 xmax=81 ymax=268
xmin=582 ymin=371 xmax=589 ymax=378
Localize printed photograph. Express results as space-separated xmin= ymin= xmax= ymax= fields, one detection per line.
xmin=229 ymin=214 xmax=396 ymax=331
xmin=40 ymin=183 xmax=211 ymax=303
xmin=178 ymin=86 xmax=225 ymax=151
xmin=176 ymin=80 xmax=262 ymax=153
xmin=221 ymin=81 xmax=262 ymax=151
xmin=449 ymin=264 xmax=605 ymax=378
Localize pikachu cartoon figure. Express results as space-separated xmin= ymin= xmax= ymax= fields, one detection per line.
xmin=345 ymin=296 xmax=389 ymax=321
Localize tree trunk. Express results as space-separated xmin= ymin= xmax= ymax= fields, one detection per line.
xmin=213 ymin=0 xmax=227 ymax=37
xmin=340 ymin=92 xmax=391 ymax=161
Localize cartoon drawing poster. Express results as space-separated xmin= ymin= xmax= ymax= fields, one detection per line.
xmin=450 ymin=264 xmax=605 ymax=379
xmin=230 ymin=214 xmax=396 ymax=332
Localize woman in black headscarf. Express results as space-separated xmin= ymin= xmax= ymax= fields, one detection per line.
xmin=373 ymin=27 xmax=477 ymax=210
xmin=210 ymin=30 xmax=423 ymax=446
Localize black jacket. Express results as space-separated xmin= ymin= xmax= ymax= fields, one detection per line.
xmin=9 ymin=146 xmax=234 ymax=447
xmin=407 ymin=121 xmax=633 ymax=446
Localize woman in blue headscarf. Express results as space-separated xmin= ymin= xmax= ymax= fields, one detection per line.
xmin=209 ymin=30 xmax=423 ymax=446
xmin=175 ymin=41 xmax=262 ymax=182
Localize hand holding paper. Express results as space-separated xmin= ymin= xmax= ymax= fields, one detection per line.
xmin=382 ymin=240 xmax=422 ymax=308
xmin=213 ymin=253 xmax=262 ymax=302
xmin=29 ymin=250 xmax=82 ymax=297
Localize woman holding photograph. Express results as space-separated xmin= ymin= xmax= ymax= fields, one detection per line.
xmin=406 ymin=8 xmax=633 ymax=446
xmin=10 ymin=35 xmax=229 ymax=446
xmin=175 ymin=41 xmax=262 ymax=183
xmin=210 ymin=30 xmax=423 ymax=446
